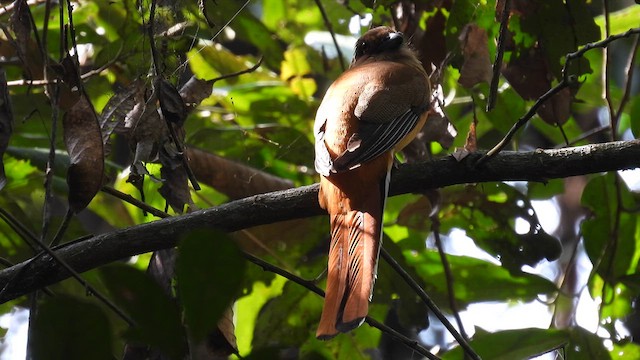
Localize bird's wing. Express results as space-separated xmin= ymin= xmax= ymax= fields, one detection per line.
xmin=331 ymin=106 xmax=425 ymax=172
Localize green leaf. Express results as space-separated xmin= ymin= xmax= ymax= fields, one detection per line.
xmin=31 ymin=295 xmax=113 ymax=360
xmin=405 ymin=249 xmax=557 ymax=305
xmin=253 ymin=281 xmax=319 ymax=349
xmin=99 ymin=264 xmax=186 ymax=359
xmin=566 ymin=327 xmax=612 ymax=360
xmin=177 ymin=228 xmax=247 ymax=342
xmin=612 ymin=342 xmax=640 ymax=360
xmin=528 ymin=179 xmax=564 ymax=200
xmin=442 ymin=328 xmax=568 ymax=360
xmin=581 ymin=173 xmax=638 ymax=282
xmin=520 ymin=0 xmax=600 ymax=78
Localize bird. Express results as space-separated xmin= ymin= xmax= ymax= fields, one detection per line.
xmin=314 ymin=26 xmax=431 ymax=339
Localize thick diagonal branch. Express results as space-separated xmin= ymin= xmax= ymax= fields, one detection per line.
xmin=1 ymin=139 xmax=640 ymax=303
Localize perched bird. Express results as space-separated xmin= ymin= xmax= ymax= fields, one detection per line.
xmin=314 ymin=26 xmax=431 ymax=339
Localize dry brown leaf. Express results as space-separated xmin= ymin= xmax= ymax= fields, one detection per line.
xmin=397 ymin=196 xmax=433 ymax=231
xmin=179 ymin=76 xmax=214 ymax=113
xmin=464 ymin=112 xmax=478 ymax=153
xmin=100 ymin=79 xmax=146 ymax=146
xmin=458 ymin=24 xmax=493 ymax=88
xmin=0 ymin=69 xmax=13 ymax=191
xmin=10 ymin=0 xmax=31 ymax=70
xmin=536 ymin=87 xmax=571 ymax=125
xmin=414 ymin=7 xmax=449 ymax=72
xmin=502 ymin=49 xmax=571 ymax=124
xmin=214 ymin=307 xmax=238 ymax=355
xmin=63 ymin=95 xmax=105 ymax=212
xmin=159 ymin=144 xmax=195 ymax=214
xmin=156 ymin=78 xmax=187 ymax=127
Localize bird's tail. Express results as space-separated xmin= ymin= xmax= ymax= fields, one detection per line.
xmin=316 ymin=194 xmax=383 ymax=339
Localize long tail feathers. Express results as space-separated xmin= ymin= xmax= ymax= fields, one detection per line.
xmin=316 ymin=180 xmax=385 ymax=339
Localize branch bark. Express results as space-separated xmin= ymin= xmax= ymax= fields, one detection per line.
xmin=1 ymin=139 xmax=640 ymax=303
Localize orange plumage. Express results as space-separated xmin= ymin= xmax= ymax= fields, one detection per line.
xmin=314 ymin=26 xmax=431 ymax=339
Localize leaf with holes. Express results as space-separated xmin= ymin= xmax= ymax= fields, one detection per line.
xmin=100 ymin=79 xmax=146 ymax=146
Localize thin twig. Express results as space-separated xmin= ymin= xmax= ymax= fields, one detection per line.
xmin=40 ymin=0 xmax=59 ymax=247
xmin=313 ymin=0 xmax=346 ymax=71
xmin=242 ymin=251 xmax=440 ymax=360
xmin=556 ymin=121 xmax=570 ymax=147
xmin=3 ymin=220 xmax=135 ymax=326
xmin=480 ymin=27 xmax=640 ymax=163
xmin=615 ymin=34 xmax=640 ymax=125
xmin=550 ymin=232 xmax=583 ymax=327
xmin=0 ymin=210 xmax=55 ymax=298
xmin=172 ymin=0 xmax=251 ymax=77
xmin=431 ymin=217 xmax=469 ymax=341
xmin=560 ymin=124 xmax=609 ymax=147
xmin=211 ymin=56 xmax=263 ymax=84
xmin=480 ymin=81 xmax=569 ymax=162
xmin=7 ymin=44 xmax=124 ymax=87
xmin=49 ymin=208 xmax=73 ymax=247
xmin=564 ymin=28 xmax=640 ymax=69
xmin=380 ymin=248 xmax=481 ymax=360
xmin=0 ymin=208 xmax=133 ymax=324
xmin=0 ymin=209 xmax=38 ymax=253
xmin=102 ymin=185 xmax=170 ymax=219
xmin=603 ymin=0 xmax=615 ymax=140
xmin=486 ymin=0 xmax=510 ymax=112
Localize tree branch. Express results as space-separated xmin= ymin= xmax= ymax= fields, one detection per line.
xmin=1 ymin=140 xmax=640 ymax=302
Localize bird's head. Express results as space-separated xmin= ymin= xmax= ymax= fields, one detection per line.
xmin=351 ymin=26 xmax=415 ymax=67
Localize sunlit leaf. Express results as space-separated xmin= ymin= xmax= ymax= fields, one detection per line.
xmin=407 ymin=249 xmax=557 ymax=304
xmin=442 ymin=328 xmax=568 ymax=360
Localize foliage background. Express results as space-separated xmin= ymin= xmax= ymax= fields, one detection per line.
xmin=0 ymin=0 xmax=639 ymax=359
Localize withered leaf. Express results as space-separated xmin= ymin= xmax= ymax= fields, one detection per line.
xmin=464 ymin=112 xmax=478 ymax=153
xmin=213 ymin=307 xmax=238 ymax=355
xmin=396 ymin=196 xmax=433 ymax=231
xmin=414 ymin=7 xmax=448 ymax=71
xmin=179 ymin=76 xmax=214 ymax=113
xmin=158 ymin=144 xmax=194 ymax=214
xmin=59 ymin=55 xmax=82 ymax=91
xmin=0 ymin=69 xmax=13 ymax=191
xmin=156 ymin=78 xmax=186 ymax=126
xmin=100 ymin=79 xmax=146 ymax=145
xmin=503 ymin=49 xmax=571 ymax=125
xmin=458 ymin=24 xmax=492 ymax=88
xmin=63 ymin=95 xmax=105 ymax=213
xmin=50 ymin=55 xmax=82 ymax=111
xmin=10 ymin=0 xmax=31 ymax=65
